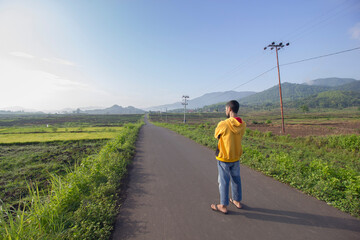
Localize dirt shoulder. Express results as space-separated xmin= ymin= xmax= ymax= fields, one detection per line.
xmin=247 ymin=120 xmax=360 ymax=137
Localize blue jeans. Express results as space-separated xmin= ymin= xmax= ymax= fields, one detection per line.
xmin=217 ymin=160 xmax=242 ymax=206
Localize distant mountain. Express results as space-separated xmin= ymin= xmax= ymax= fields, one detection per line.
xmin=147 ymin=91 xmax=256 ymax=111
xmin=239 ymin=82 xmax=332 ymax=105
xmin=199 ymin=78 xmax=360 ymax=111
xmin=303 ymin=77 xmax=357 ymax=87
xmin=333 ymin=80 xmax=360 ymax=92
xmin=83 ymin=105 xmax=145 ymax=114
xmin=286 ymin=90 xmax=360 ymax=109
xmin=238 ymin=78 xmax=360 ymax=106
xmin=0 ymin=106 xmax=39 ymax=112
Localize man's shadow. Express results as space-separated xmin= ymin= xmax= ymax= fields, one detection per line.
xmin=228 ymin=204 xmax=360 ymax=233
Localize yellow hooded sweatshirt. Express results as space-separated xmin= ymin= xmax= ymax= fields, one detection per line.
xmin=214 ymin=117 xmax=246 ymax=162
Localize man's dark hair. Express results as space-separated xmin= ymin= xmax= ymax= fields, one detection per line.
xmin=226 ymin=100 xmax=240 ymax=113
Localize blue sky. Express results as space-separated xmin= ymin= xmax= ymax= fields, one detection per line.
xmin=0 ymin=0 xmax=359 ymax=111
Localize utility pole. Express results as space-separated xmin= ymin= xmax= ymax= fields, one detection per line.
xmin=264 ymin=42 xmax=289 ymax=134
xmin=165 ymin=107 xmax=168 ymax=123
xmin=182 ymin=95 xmax=189 ymax=123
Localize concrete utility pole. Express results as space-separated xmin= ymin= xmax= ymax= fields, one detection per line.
xmin=264 ymin=42 xmax=289 ymax=134
xmin=182 ymin=95 xmax=189 ymax=123
xmin=165 ymin=107 xmax=168 ymax=123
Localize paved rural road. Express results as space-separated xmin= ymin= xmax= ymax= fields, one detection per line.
xmin=112 ymin=117 xmax=360 ymax=240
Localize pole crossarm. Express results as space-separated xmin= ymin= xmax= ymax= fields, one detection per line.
xmin=264 ymin=42 xmax=290 ymax=51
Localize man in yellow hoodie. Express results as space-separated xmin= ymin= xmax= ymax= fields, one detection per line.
xmin=211 ymin=100 xmax=246 ymax=214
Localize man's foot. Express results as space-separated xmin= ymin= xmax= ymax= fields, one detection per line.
xmin=230 ymin=199 xmax=243 ymax=209
xmin=211 ymin=204 xmax=228 ymax=214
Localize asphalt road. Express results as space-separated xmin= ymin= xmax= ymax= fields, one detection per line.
xmin=112 ymin=117 xmax=360 ymax=240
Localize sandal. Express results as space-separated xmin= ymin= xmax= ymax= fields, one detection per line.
xmin=230 ymin=199 xmax=243 ymax=209
xmin=211 ymin=204 xmax=228 ymax=214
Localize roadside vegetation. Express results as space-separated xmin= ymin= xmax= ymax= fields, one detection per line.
xmin=0 ymin=114 xmax=144 ymax=239
xmin=150 ymin=112 xmax=360 ymax=218
xmin=0 ymin=140 xmax=108 ymax=208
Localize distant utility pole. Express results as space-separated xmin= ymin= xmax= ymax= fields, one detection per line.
xmin=165 ymin=107 xmax=168 ymax=123
xmin=182 ymin=95 xmax=189 ymax=123
xmin=264 ymin=42 xmax=289 ymax=134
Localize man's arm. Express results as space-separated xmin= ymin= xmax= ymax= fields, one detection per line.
xmin=214 ymin=121 xmax=224 ymax=139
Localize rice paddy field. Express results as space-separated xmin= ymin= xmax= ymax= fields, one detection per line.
xmin=0 ymin=127 xmax=123 ymax=143
xmin=0 ymin=114 xmax=143 ymax=208
xmin=0 ymin=113 xmax=143 ymax=239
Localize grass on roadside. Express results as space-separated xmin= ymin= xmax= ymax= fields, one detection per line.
xmin=0 ymin=140 xmax=108 ymax=208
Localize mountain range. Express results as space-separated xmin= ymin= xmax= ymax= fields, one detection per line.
xmin=0 ymin=105 xmax=145 ymax=115
xmin=239 ymin=78 xmax=359 ymax=105
xmin=303 ymin=77 xmax=357 ymax=87
xmin=1 ymin=77 xmax=359 ymax=114
xmin=202 ymin=77 xmax=360 ymax=111
xmin=81 ymin=105 xmax=145 ymax=114
xmin=145 ymin=91 xmax=255 ymax=111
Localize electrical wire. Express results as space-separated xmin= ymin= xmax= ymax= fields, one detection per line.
xmin=281 ymin=0 xmax=357 ymax=43
xmin=194 ymin=0 xmax=359 ymax=100
xmin=189 ymin=0 xmax=359 ymax=103
xmin=280 ymin=46 xmax=360 ymax=67
xmin=216 ymin=46 xmax=360 ymax=98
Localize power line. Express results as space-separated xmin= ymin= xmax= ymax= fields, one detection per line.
xmin=231 ymin=46 xmax=360 ymax=91
xmin=283 ymin=0 xmax=357 ymax=43
xmin=281 ymin=46 xmax=360 ymax=67
xmin=196 ymin=1 xmax=359 ymax=101
xmin=231 ymin=67 xmax=276 ymax=91
xmin=199 ymin=52 xmax=268 ymax=95
xmin=192 ymin=45 xmax=359 ymax=112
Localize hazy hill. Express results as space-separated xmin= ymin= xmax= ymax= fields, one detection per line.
xmin=303 ymin=77 xmax=357 ymax=87
xmin=147 ymin=91 xmax=255 ymax=111
xmin=200 ymin=78 xmax=360 ymax=111
xmin=0 ymin=106 xmax=39 ymax=113
xmin=286 ymin=90 xmax=360 ymax=109
xmin=83 ymin=105 xmax=145 ymax=114
xmin=239 ymin=78 xmax=359 ymax=105
xmin=333 ymin=80 xmax=360 ymax=92
xmin=239 ymin=83 xmax=332 ymax=105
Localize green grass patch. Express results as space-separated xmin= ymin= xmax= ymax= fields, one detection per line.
xmin=0 ymin=127 xmax=122 ymax=144
xmin=0 ymin=140 xmax=108 ymax=208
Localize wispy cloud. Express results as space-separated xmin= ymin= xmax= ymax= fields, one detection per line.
xmin=9 ymin=51 xmax=35 ymax=58
xmin=349 ymin=22 xmax=360 ymax=40
xmin=9 ymin=51 xmax=76 ymax=66
xmin=42 ymin=57 xmax=76 ymax=66
xmin=29 ymin=70 xmax=88 ymax=91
